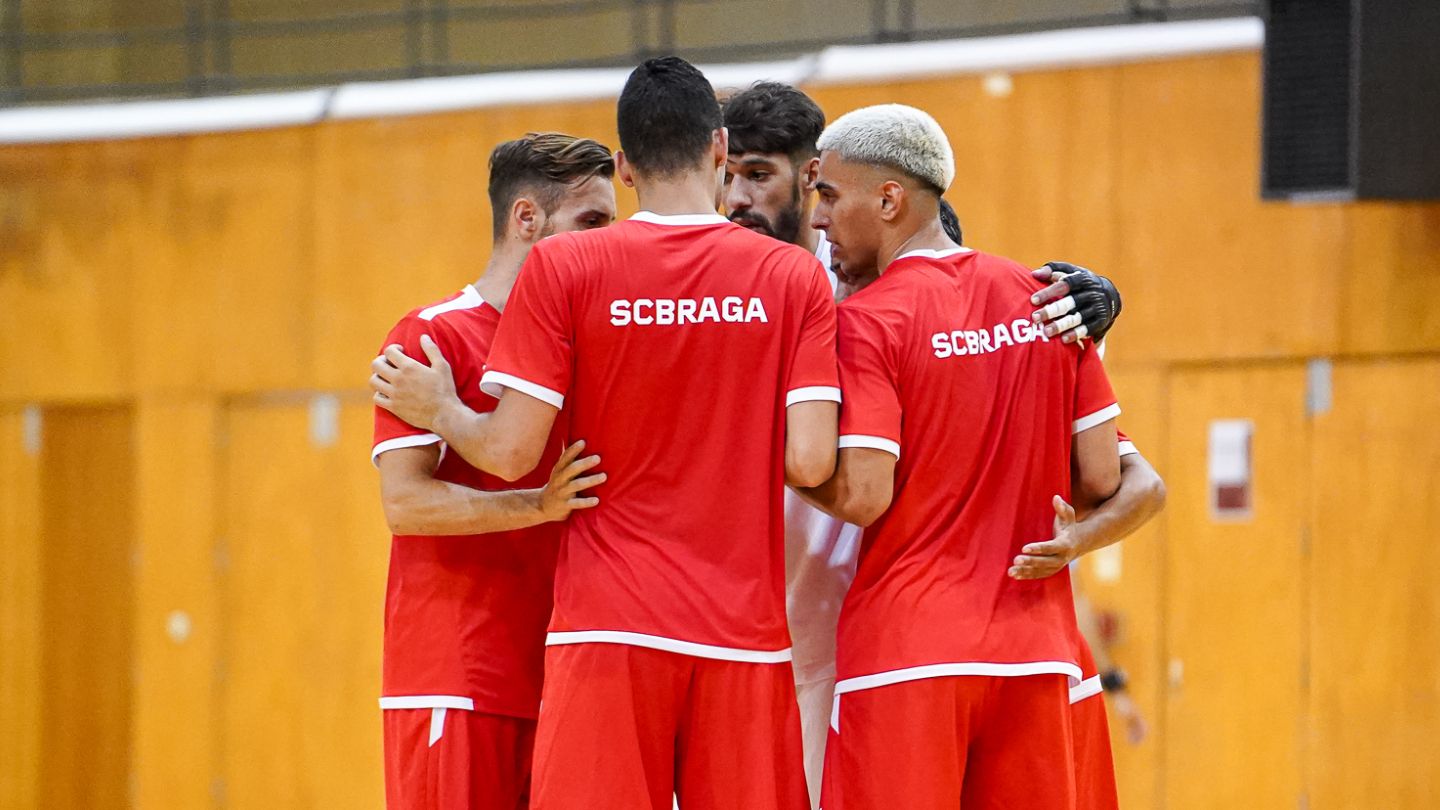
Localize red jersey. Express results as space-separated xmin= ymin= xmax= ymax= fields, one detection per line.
xmin=480 ymin=211 xmax=839 ymax=661
xmin=372 ymin=285 xmax=563 ymax=719
xmin=832 ymin=248 xmax=1119 ymax=692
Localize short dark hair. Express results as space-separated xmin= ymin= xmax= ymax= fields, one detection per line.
xmin=488 ymin=132 xmax=614 ymax=238
xmin=939 ymin=198 xmax=963 ymax=246
xmin=722 ymin=81 xmax=826 ymax=162
xmin=617 ymin=56 xmax=722 ymax=177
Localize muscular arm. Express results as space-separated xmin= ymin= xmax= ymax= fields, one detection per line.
xmin=786 ymin=400 xmax=839 ymax=488
xmin=377 ymin=440 xmax=604 ymax=535
xmin=796 ymin=446 xmax=895 ymax=527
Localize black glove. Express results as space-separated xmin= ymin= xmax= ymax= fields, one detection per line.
xmin=1031 ymin=262 xmax=1123 ymax=343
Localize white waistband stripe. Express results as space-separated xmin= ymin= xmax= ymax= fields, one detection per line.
xmin=834 ymin=661 xmax=1084 ymax=695
xmin=546 ymin=630 xmax=793 ymax=664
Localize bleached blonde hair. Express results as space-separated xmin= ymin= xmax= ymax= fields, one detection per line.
xmin=816 ymin=103 xmax=955 ymax=193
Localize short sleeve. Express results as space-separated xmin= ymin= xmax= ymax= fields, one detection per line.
xmin=1116 ymin=428 xmax=1139 ymax=457
xmin=1072 ymin=343 xmax=1120 ymax=434
xmin=835 ymin=306 xmax=901 ymax=459
xmin=480 ymin=243 xmax=572 ymax=409
xmin=785 ymin=257 xmax=842 ymax=407
xmin=372 ymin=315 xmax=451 ymax=464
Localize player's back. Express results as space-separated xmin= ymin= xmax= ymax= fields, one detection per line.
xmin=835 ymin=248 xmax=1118 ymax=684
xmin=484 ymin=212 xmax=838 ymax=658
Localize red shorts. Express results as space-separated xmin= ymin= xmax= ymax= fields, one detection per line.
xmin=383 ymin=707 xmax=536 ymax=810
xmin=825 ymin=674 xmax=1075 ymax=810
xmin=530 ymin=642 xmax=809 ymax=810
xmin=1071 ymin=638 xmax=1119 ymax=810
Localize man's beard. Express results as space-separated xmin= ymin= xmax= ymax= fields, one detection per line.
xmin=728 ymin=186 xmax=804 ymax=245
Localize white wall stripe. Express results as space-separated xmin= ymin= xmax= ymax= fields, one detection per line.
xmin=0 ymin=18 xmax=1260 ymax=144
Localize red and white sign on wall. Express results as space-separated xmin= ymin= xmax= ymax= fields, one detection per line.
xmin=1208 ymin=418 xmax=1254 ymax=521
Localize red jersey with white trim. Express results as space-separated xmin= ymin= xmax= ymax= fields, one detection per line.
xmin=834 ymin=248 xmax=1119 ymax=686
xmin=372 ymin=286 xmax=563 ymax=718
xmin=480 ymin=212 xmax=839 ymax=658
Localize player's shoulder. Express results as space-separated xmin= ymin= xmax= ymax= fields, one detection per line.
xmin=385 ymin=286 xmax=495 ymax=342
xmin=968 ymin=249 xmax=1044 ymax=292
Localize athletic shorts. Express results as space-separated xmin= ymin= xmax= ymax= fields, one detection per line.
xmin=529 ymin=642 xmax=809 ymax=810
xmin=1070 ymin=644 xmax=1119 ymax=810
xmin=383 ymin=706 xmax=535 ymax=810
xmin=824 ymin=674 xmax=1075 ymax=810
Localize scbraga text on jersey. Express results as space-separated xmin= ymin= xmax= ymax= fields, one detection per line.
xmin=609 ymin=297 xmax=769 ymax=327
xmin=930 ymin=318 xmax=1053 ymax=359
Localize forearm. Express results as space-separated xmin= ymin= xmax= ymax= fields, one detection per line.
xmin=795 ymin=467 xmax=887 ymax=527
xmin=430 ymin=398 xmax=505 ymax=476
xmin=384 ymin=476 xmax=549 ymax=536
xmin=1071 ymin=457 xmax=1166 ymax=557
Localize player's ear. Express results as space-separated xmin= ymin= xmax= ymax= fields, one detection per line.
xmin=614 ymin=151 xmax=637 ymax=189
xmin=712 ymin=127 xmax=729 ymax=169
xmin=800 ymin=156 xmax=820 ymax=192
xmin=878 ymin=180 xmax=906 ymax=222
xmin=511 ymin=197 xmax=541 ymax=241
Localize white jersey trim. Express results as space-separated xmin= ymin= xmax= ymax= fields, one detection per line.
xmin=1073 ymin=402 xmax=1122 ymax=434
xmin=418 ymin=285 xmax=484 ymax=321
xmin=1118 ymin=439 xmax=1139 ymax=457
xmin=834 ymin=661 xmax=1084 ymax=696
xmin=1069 ymin=675 xmax=1103 ymax=704
xmin=629 ymin=211 xmax=730 ymax=227
xmin=480 ymin=370 xmax=565 ymax=409
xmin=378 ymin=695 xmax=475 ymax=711
xmin=838 ymin=434 xmax=901 ymax=459
xmin=787 ymin=386 xmax=843 ymax=407
xmin=546 ymin=630 xmax=793 ymax=664
xmin=371 ymin=433 xmax=443 ymax=465
xmin=895 ymin=247 xmax=973 ymax=261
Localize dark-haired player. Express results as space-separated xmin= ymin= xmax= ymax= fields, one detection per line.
xmin=370 ymin=132 xmax=617 ymax=810
xmin=372 ymin=57 xmax=833 ymax=810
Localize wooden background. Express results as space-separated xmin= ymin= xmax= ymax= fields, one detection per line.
xmin=2 ymin=51 xmax=1438 ymax=808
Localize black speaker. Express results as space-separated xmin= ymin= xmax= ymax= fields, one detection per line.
xmin=1263 ymin=0 xmax=1440 ymax=201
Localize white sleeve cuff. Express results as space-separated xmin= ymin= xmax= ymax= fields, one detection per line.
xmin=479 ymin=370 xmax=564 ymax=409
xmin=838 ymin=434 xmax=900 ymax=459
xmin=1117 ymin=439 xmax=1139 ymax=457
xmin=371 ymin=433 xmax=443 ymax=466
xmin=1073 ymin=403 xmax=1121 ymax=434
xmin=787 ymin=386 xmax=842 ymax=407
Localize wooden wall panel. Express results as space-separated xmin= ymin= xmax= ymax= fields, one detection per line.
xmin=0 ymin=143 xmax=139 ymax=402
xmin=218 ymin=396 xmax=387 ymax=809
xmin=131 ymin=399 xmax=222 ymax=809
xmin=38 ymin=406 xmax=137 ymax=810
xmin=1337 ymin=205 xmax=1440 ymax=356
xmin=131 ymin=127 xmax=319 ymax=395
xmin=1161 ymin=365 xmax=1307 ymax=810
xmin=1309 ymin=359 xmax=1440 ymax=808
xmin=1076 ymin=366 xmax=1167 ymax=810
xmin=1114 ymin=54 xmax=1348 ymax=364
xmin=0 ymin=408 xmax=44 ymax=809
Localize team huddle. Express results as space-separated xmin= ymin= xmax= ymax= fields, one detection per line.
xmin=369 ymin=56 xmax=1165 ymax=810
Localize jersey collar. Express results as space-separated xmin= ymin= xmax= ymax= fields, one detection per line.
xmin=894 ymin=247 xmax=973 ymax=261
xmin=630 ymin=210 xmax=730 ymax=227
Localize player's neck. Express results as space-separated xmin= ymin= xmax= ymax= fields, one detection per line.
xmin=633 ymin=170 xmax=721 ymax=217
xmin=472 ymin=244 xmax=526 ymax=312
xmin=880 ymin=220 xmax=956 ymax=272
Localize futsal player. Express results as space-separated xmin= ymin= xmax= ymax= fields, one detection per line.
xmin=720 ymin=81 xmax=1155 ymax=810
xmin=370 ymin=132 xmax=616 ymax=810
xmin=798 ymin=104 xmax=1122 ymax=809
xmin=372 ymin=56 xmax=836 ymax=810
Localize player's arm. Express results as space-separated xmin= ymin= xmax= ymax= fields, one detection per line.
xmin=795 ymin=446 xmax=894 ymax=526
xmin=377 ymin=440 xmax=604 ymax=536
xmin=372 ymin=335 xmax=560 ymax=482
xmin=1010 ymin=431 xmax=1170 ymax=581
xmin=786 ymin=400 xmax=838 ymax=487
xmin=1029 ymin=262 xmax=1123 ymax=344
